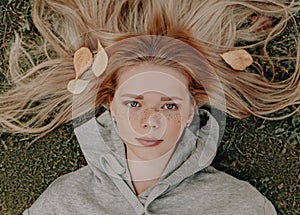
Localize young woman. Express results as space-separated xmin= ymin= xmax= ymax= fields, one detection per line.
xmin=24 ymin=34 xmax=279 ymax=214
xmin=0 ymin=0 xmax=299 ymax=214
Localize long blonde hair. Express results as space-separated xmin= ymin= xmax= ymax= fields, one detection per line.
xmin=1 ymin=0 xmax=299 ymax=140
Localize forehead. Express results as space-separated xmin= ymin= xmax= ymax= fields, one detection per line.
xmin=116 ymin=64 xmax=189 ymax=97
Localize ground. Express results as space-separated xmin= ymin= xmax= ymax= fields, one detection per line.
xmin=0 ymin=1 xmax=299 ymax=214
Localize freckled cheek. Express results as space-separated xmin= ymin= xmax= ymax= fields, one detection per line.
xmin=165 ymin=112 xmax=182 ymax=125
xmin=162 ymin=111 xmax=182 ymax=132
xmin=164 ymin=113 xmax=185 ymax=141
xmin=128 ymin=109 xmax=157 ymax=124
xmin=126 ymin=110 xmax=183 ymax=130
xmin=138 ymin=109 xmax=151 ymax=123
xmin=128 ymin=109 xmax=142 ymax=130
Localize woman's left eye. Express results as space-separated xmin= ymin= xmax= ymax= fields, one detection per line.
xmin=162 ymin=103 xmax=178 ymax=110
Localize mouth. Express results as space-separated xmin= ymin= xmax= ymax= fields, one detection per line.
xmin=136 ymin=138 xmax=163 ymax=147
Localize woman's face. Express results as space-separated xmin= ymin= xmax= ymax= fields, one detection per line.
xmin=110 ymin=63 xmax=195 ymax=160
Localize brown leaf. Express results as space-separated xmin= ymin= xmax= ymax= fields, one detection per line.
xmin=74 ymin=47 xmax=93 ymax=79
xmin=220 ymin=49 xmax=253 ymax=70
xmin=92 ymin=41 xmax=108 ymax=77
xmin=67 ymin=79 xmax=89 ymax=94
xmin=97 ymin=40 xmax=103 ymax=52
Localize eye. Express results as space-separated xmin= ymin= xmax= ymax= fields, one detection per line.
xmin=162 ymin=103 xmax=178 ymax=110
xmin=126 ymin=101 xmax=140 ymax=108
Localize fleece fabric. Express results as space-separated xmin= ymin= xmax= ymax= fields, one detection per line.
xmin=23 ymin=109 xmax=277 ymax=215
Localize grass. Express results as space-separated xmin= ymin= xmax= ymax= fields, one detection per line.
xmin=0 ymin=0 xmax=299 ymax=214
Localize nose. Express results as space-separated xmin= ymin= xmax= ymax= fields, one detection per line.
xmin=141 ymin=109 xmax=161 ymax=129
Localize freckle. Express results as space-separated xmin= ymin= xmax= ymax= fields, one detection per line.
xmin=174 ymin=114 xmax=181 ymax=124
xmin=166 ymin=113 xmax=181 ymax=124
xmin=141 ymin=109 xmax=149 ymax=121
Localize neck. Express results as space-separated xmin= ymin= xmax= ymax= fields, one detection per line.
xmin=126 ymin=147 xmax=175 ymax=195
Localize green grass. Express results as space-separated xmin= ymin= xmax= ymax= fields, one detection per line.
xmin=0 ymin=1 xmax=299 ymax=214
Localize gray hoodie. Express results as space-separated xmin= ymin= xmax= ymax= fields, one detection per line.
xmin=23 ymin=109 xmax=277 ymax=215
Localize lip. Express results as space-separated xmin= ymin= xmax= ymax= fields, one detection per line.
xmin=136 ymin=138 xmax=163 ymax=147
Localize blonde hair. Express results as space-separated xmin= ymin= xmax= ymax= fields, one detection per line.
xmin=1 ymin=0 xmax=299 ymax=140
xmin=96 ymin=33 xmax=220 ymax=108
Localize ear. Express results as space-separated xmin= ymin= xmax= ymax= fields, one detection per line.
xmin=187 ymin=100 xmax=196 ymax=124
xmin=109 ymin=97 xmax=116 ymax=118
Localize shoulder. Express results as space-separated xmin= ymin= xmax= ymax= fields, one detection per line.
xmin=40 ymin=166 xmax=94 ymax=195
xmin=23 ymin=166 xmax=103 ymax=214
xmin=176 ymin=166 xmax=277 ymax=214
xmin=24 ymin=165 xmax=133 ymax=215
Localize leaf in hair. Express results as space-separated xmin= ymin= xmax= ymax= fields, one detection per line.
xmin=220 ymin=49 xmax=253 ymax=71
xmin=92 ymin=41 xmax=108 ymax=77
xmin=67 ymin=79 xmax=90 ymax=94
xmin=74 ymin=47 xmax=93 ymax=79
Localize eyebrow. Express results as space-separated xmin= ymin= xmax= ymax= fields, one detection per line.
xmin=121 ymin=94 xmax=183 ymax=101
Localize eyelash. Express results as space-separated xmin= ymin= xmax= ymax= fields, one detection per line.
xmin=125 ymin=101 xmax=178 ymax=110
xmin=162 ymin=103 xmax=178 ymax=110
xmin=126 ymin=101 xmax=140 ymax=108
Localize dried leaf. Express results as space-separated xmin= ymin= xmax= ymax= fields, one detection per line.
xmin=97 ymin=40 xmax=103 ymax=52
xmin=67 ymin=79 xmax=89 ymax=94
xmin=220 ymin=49 xmax=253 ymax=70
xmin=74 ymin=47 xmax=93 ymax=79
xmin=92 ymin=41 xmax=108 ymax=77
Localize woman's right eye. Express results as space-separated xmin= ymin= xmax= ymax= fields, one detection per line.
xmin=126 ymin=101 xmax=140 ymax=108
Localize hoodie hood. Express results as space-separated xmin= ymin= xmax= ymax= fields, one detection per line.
xmin=74 ymin=108 xmax=219 ymax=214
xmin=24 ymin=108 xmax=277 ymax=215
